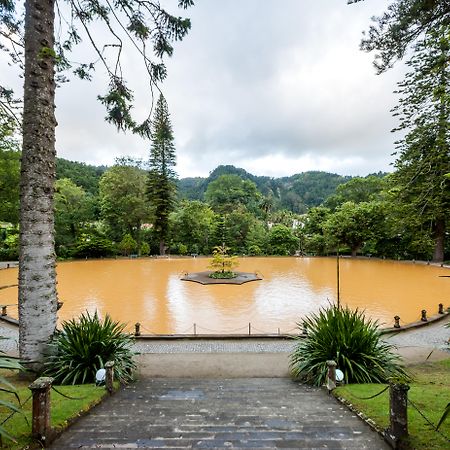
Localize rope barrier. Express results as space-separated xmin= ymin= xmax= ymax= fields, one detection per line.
xmin=51 ymin=385 xmax=87 ymax=401
xmin=339 ymin=385 xmax=389 ymax=401
xmin=1 ymin=393 xmax=31 ymax=427
xmin=408 ymin=398 xmax=450 ymax=443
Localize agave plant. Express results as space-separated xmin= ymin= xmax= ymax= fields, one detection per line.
xmin=44 ymin=311 xmax=136 ymax=385
xmin=290 ymin=304 xmax=408 ymax=386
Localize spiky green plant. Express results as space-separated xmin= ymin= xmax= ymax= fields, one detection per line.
xmin=290 ymin=304 xmax=408 ymax=386
xmin=0 ymin=342 xmax=24 ymax=443
xmin=44 ymin=311 xmax=136 ymax=385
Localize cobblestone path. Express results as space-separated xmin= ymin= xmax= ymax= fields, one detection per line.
xmin=49 ymin=378 xmax=389 ymax=449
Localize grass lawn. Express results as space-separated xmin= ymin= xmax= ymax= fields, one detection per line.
xmin=0 ymin=370 xmax=110 ymax=449
xmin=334 ymin=359 xmax=450 ymax=450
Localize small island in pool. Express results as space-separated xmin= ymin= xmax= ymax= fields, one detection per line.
xmin=180 ymin=271 xmax=262 ymax=285
xmin=181 ymin=245 xmax=262 ymax=285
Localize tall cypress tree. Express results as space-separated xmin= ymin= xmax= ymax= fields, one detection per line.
xmin=147 ymin=94 xmax=177 ymax=255
xmin=391 ymin=26 xmax=450 ymax=262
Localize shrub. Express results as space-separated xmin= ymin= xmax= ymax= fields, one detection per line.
xmin=290 ymin=304 xmax=408 ymax=386
xmin=44 ymin=311 xmax=136 ymax=385
xmin=71 ymin=235 xmax=116 ymax=258
xmin=118 ymin=233 xmax=137 ymax=256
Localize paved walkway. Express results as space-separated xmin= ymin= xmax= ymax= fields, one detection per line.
xmin=49 ymin=378 xmax=390 ymax=450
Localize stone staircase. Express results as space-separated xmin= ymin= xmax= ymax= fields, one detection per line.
xmin=49 ymin=378 xmax=389 ymax=449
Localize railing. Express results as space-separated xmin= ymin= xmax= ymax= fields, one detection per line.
xmin=0 ymin=300 xmax=447 ymax=337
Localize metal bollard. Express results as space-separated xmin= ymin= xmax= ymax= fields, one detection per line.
xmin=386 ymin=382 xmax=410 ymax=449
xmin=29 ymin=377 xmax=54 ymax=443
xmin=105 ymin=361 xmax=115 ymax=394
xmin=438 ymin=303 xmax=444 ymax=314
xmin=421 ymin=310 xmax=427 ymax=322
xmin=394 ymin=315 xmax=401 ymax=328
xmin=134 ymin=322 xmax=141 ymax=337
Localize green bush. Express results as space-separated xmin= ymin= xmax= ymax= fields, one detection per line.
xmin=44 ymin=311 xmax=136 ymax=385
xmin=290 ymin=304 xmax=408 ymax=385
xmin=71 ymin=235 xmax=116 ymax=258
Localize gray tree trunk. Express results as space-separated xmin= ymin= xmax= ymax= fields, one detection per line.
xmin=432 ymin=218 xmax=445 ymax=263
xmin=19 ymin=0 xmax=58 ymax=372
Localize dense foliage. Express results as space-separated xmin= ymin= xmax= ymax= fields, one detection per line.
xmin=1 ymin=155 xmax=449 ymax=260
xmin=44 ymin=312 xmax=136 ymax=385
xmin=290 ymin=305 xmax=408 ymax=385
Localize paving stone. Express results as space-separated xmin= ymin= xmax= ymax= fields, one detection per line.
xmin=49 ymin=378 xmax=390 ymax=449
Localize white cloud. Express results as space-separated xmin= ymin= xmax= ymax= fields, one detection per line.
xmin=2 ymin=0 xmax=406 ymax=178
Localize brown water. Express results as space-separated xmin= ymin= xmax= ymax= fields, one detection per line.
xmin=0 ymin=257 xmax=449 ymax=334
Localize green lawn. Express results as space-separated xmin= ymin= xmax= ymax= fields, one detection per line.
xmin=0 ymin=371 xmax=110 ymax=449
xmin=335 ymin=359 xmax=450 ymax=450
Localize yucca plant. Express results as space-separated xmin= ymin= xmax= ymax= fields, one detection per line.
xmin=44 ymin=311 xmax=136 ymax=385
xmin=290 ymin=304 xmax=408 ymax=386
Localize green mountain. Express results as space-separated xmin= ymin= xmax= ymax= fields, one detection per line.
xmin=56 ymin=158 xmax=379 ymax=213
xmin=178 ymin=165 xmax=352 ymax=213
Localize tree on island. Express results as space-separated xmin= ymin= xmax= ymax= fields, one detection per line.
xmin=209 ymin=245 xmax=239 ymax=279
xmin=147 ymin=94 xmax=178 ymax=256
xmin=0 ymin=0 xmax=193 ymax=370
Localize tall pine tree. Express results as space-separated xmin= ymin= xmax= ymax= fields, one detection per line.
xmin=391 ymin=26 xmax=450 ymax=262
xmin=147 ymin=95 xmax=177 ymax=255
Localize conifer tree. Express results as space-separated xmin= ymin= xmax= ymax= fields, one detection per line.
xmin=350 ymin=0 xmax=450 ymax=73
xmin=147 ymin=94 xmax=177 ymax=255
xmin=391 ymin=26 xmax=450 ymax=262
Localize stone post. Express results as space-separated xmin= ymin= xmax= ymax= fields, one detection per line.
xmin=1 ymin=305 xmax=7 ymax=316
xmin=29 ymin=377 xmax=53 ymax=443
xmin=326 ymin=360 xmax=337 ymax=393
xmin=438 ymin=303 xmax=444 ymax=314
xmin=394 ymin=316 xmax=401 ymax=328
xmin=105 ymin=361 xmax=115 ymax=394
xmin=134 ymin=322 xmax=141 ymax=337
xmin=421 ymin=310 xmax=427 ymax=322
xmin=386 ymin=383 xmax=410 ymax=449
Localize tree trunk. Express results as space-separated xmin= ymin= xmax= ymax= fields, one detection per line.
xmin=19 ymin=0 xmax=58 ymax=371
xmin=432 ymin=217 xmax=445 ymax=263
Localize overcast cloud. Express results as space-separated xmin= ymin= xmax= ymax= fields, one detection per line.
xmin=5 ymin=0 xmax=407 ymax=178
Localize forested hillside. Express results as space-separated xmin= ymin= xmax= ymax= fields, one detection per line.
xmin=54 ymin=159 xmax=356 ymax=213
xmin=179 ymin=165 xmax=353 ymax=213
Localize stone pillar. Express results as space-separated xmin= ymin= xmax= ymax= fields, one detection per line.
xmin=135 ymin=322 xmax=141 ymax=337
xmin=421 ymin=310 xmax=427 ymax=322
xmin=105 ymin=361 xmax=115 ymax=394
xmin=29 ymin=377 xmax=53 ymax=443
xmin=386 ymin=383 xmax=410 ymax=449
xmin=326 ymin=360 xmax=337 ymax=392
xmin=1 ymin=305 xmax=7 ymax=316
xmin=438 ymin=303 xmax=444 ymax=314
xmin=394 ymin=316 xmax=401 ymax=328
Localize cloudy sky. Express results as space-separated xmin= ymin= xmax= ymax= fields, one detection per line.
xmin=5 ymin=0 xmax=407 ymax=178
